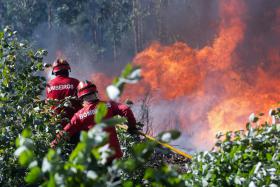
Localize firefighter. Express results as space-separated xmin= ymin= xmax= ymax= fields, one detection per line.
xmin=46 ymin=59 xmax=82 ymax=127
xmin=51 ymin=80 xmax=137 ymax=160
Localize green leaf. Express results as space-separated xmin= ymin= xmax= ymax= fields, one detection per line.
xmin=0 ymin=31 xmax=3 ymax=39
xmin=123 ymin=159 xmax=136 ymax=171
xmin=121 ymin=64 xmax=133 ymax=78
xmin=103 ymin=116 xmax=127 ymax=126
xmin=47 ymin=174 xmax=56 ymax=187
xmin=2 ymin=65 xmax=9 ymax=86
xmin=25 ymin=167 xmax=41 ymax=184
xmin=22 ymin=128 xmax=32 ymax=138
xmin=266 ymin=153 xmax=272 ymax=161
xmin=80 ymin=131 xmax=88 ymax=142
xmin=19 ymin=150 xmax=33 ymax=166
xmin=94 ymin=103 xmax=108 ymax=123
xmin=123 ymin=180 xmax=134 ymax=187
xmin=36 ymin=62 xmax=43 ymax=70
xmin=169 ymin=130 xmax=181 ymax=140
xmin=91 ymin=148 xmax=101 ymax=160
xmin=144 ymin=168 xmax=154 ymax=179
xmin=112 ymin=77 xmax=119 ymax=85
xmin=47 ymin=149 xmax=55 ymax=160
xmin=69 ymin=143 xmax=86 ymax=161
xmin=2 ymin=78 xmax=8 ymax=87
xmin=16 ymin=137 xmax=20 ymax=147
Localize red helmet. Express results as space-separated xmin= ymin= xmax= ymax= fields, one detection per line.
xmin=52 ymin=59 xmax=71 ymax=74
xmin=77 ymin=80 xmax=98 ymax=99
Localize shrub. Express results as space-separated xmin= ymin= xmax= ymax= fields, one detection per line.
xmin=2 ymin=27 xmax=279 ymax=187
xmin=0 ymin=26 xmax=54 ymax=186
xmin=183 ymin=114 xmax=280 ymax=186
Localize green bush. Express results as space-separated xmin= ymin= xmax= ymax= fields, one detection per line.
xmin=183 ymin=114 xmax=280 ymax=186
xmin=1 ymin=27 xmax=280 ymax=186
xmin=0 ymin=26 xmax=55 ymax=186
xmin=0 ymin=26 xmax=75 ymax=186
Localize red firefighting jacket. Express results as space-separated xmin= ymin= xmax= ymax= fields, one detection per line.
xmin=46 ymin=75 xmax=81 ymax=126
xmin=56 ymin=100 xmax=136 ymax=159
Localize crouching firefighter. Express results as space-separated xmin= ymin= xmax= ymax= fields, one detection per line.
xmin=46 ymin=59 xmax=82 ymax=127
xmin=51 ymin=80 xmax=137 ymax=160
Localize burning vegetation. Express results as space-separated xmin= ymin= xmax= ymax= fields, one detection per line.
xmin=1 ymin=1 xmax=280 ymax=186
xmin=92 ymin=0 xmax=280 ymax=150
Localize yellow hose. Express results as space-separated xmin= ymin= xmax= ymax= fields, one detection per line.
xmin=117 ymin=124 xmax=192 ymax=159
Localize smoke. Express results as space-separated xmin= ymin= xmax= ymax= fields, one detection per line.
xmin=160 ymin=0 xmax=220 ymax=48
xmin=32 ymin=23 xmax=96 ymax=80
xmin=32 ymin=1 xmax=280 ymax=151
xmin=125 ymin=0 xmax=280 ymax=151
xmin=32 ymin=22 xmax=134 ymax=81
xmin=237 ymin=0 xmax=280 ymax=70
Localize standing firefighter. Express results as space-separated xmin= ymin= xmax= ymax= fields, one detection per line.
xmin=46 ymin=59 xmax=81 ymax=127
xmin=51 ymin=80 xmax=137 ymax=160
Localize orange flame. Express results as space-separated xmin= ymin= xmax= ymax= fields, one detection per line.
xmin=92 ymin=0 xmax=280 ymax=149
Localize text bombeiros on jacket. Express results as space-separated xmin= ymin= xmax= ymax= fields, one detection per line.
xmin=79 ymin=103 xmax=111 ymax=120
xmin=47 ymin=84 xmax=75 ymax=93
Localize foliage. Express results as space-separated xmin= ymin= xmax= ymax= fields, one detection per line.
xmin=0 ymin=26 xmax=75 ymax=186
xmin=183 ymin=113 xmax=280 ymax=186
xmin=0 ymin=0 xmax=134 ymax=60
xmin=107 ymin=63 xmax=141 ymax=100
xmin=16 ymin=122 xmax=184 ymax=187
xmin=0 ymin=0 xmax=47 ymax=38
xmin=0 ymin=26 xmax=54 ymax=186
xmin=0 ymin=0 xmax=188 ymax=63
xmin=1 ymin=27 xmax=280 ymax=187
